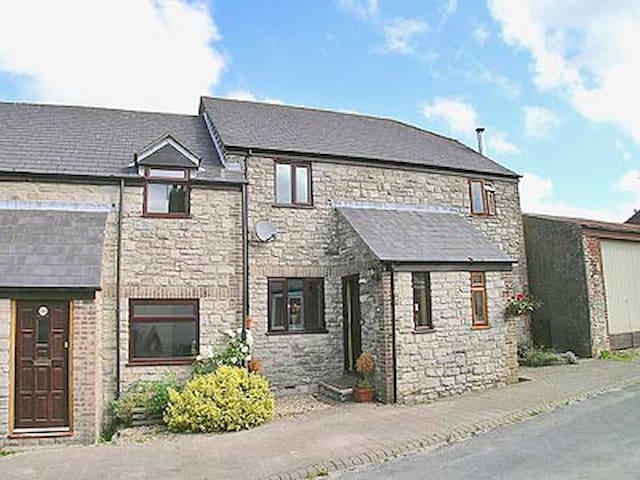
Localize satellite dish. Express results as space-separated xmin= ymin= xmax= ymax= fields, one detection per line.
xmin=255 ymin=220 xmax=277 ymax=242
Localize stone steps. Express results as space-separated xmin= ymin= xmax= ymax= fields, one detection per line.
xmin=318 ymin=381 xmax=354 ymax=403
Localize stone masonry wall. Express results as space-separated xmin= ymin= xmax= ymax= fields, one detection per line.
xmin=583 ymin=234 xmax=610 ymax=355
xmin=242 ymin=154 xmax=527 ymax=396
xmin=393 ymin=271 xmax=512 ymax=403
xmin=0 ymin=179 xmax=243 ymax=440
xmin=0 ymin=300 xmax=10 ymax=439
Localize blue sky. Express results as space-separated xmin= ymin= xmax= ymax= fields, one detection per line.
xmin=1 ymin=0 xmax=639 ymax=221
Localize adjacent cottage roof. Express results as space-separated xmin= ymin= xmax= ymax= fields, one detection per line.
xmin=626 ymin=210 xmax=640 ymax=224
xmin=524 ymin=213 xmax=640 ymax=236
xmin=0 ymin=203 xmax=109 ymax=289
xmin=201 ymin=96 xmax=518 ymax=178
xmin=0 ymin=102 xmax=242 ymax=183
xmin=337 ymin=205 xmax=515 ymax=266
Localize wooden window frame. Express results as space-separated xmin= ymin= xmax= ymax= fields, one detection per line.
xmin=267 ymin=278 xmax=326 ymax=334
xmin=142 ymin=167 xmax=191 ymax=218
xmin=128 ymin=299 xmax=199 ymax=365
xmin=412 ymin=272 xmax=434 ymax=332
xmin=273 ymin=161 xmax=313 ymax=207
xmin=469 ymin=179 xmax=496 ymax=217
xmin=470 ymin=272 xmax=489 ymax=328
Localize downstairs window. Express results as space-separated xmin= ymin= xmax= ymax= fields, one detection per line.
xmin=129 ymin=299 xmax=199 ymax=364
xmin=268 ymin=278 xmax=325 ymax=333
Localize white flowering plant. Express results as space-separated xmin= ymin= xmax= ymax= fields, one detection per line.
xmin=192 ymin=327 xmax=254 ymax=376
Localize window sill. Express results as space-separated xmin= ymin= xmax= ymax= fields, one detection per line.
xmin=272 ymin=203 xmax=315 ymax=209
xmin=413 ymin=327 xmax=436 ymax=335
xmin=127 ymin=358 xmax=193 ymax=366
xmin=142 ymin=214 xmax=192 ymax=219
xmin=471 ymin=325 xmax=490 ymax=330
xmin=266 ymin=330 xmax=328 ymax=336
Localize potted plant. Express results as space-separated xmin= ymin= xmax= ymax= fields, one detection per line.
xmin=506 ymin=292 xmax=541 ymax=317
xmin=353 ymin=352 xmax=375 ymax=402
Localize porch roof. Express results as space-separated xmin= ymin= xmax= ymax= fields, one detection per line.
xmin=0 ymin=202 xmax=109 ymax=289
xmin=337 ymin=204 xmax=515 ymax=268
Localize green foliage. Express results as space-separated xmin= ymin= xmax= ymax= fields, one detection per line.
xmin=520 ymin=347 xmax=565 ymax=367
xmin=111 ymin=373 xmax=181 ymax=426
xmin=0 ymin=449 xmax=15 ymax=457
xmin=599 ymin=349 xmax=638 ymax=362
xmin=163 ymin=366 xmax=274 ymax=433
xmin=356 ymin=378 xmax=372 ymax=389
xmin=506 ymin=292 xmax=541 ymax=317
xmin=192 ymin=329 xmax=254 ymax=376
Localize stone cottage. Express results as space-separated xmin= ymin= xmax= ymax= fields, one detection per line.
xmin=0 ymin=97 xmax=527 ymax=445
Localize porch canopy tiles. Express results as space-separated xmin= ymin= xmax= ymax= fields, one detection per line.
xmin=336 ymin=203 xmax=515 ymax=271
xmin=0 ymin=201 xmax=109 ymax=295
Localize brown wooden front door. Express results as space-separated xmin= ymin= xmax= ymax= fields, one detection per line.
xmin=15 ymin=301 xmax=70 ymax=430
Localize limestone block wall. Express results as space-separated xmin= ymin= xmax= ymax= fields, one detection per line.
xmin=0 ymin=300 xmax=10 ymax=439
xmin=393 ymin=271 xmax=511 ymax=403
xmin=243 ymin=154 xmax=527 ymax=395
xmin=0 ymin=179 xmax=243 ymax=438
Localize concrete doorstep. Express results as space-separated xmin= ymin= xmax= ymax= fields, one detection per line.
xmin=3 ymin=359 xmax=640 ymax=480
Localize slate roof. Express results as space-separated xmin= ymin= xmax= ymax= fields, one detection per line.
xmin=337 ymin=205 xmax=514 ymax=264
xmin=201 ymin=96 xmax=518 ymax=178
xmin=0 ymin=205 xmax=108 ymax=288
xmin=0 ymin=102 xmax=242 ymax=183
xmin=626 ymin=210 xmax=640 ymax=224
xmin=524 ymin=213 xmax=640 ymax=235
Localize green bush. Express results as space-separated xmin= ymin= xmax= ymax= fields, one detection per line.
xmin=520 ymin=347 xmax=565 ymax=367
xmin=112 ymin=373 xmax=181 ymax=426
xmin=163 ymin=366 xmax=274 ymax=433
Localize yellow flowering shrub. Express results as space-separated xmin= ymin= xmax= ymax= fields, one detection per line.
xmin=163 ymin=366 xmax=274 ymax=433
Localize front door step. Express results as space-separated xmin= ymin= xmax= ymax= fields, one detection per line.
xmin=318 ymin=373 xmax=359 ymax=402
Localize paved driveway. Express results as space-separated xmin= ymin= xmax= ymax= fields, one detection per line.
xmin=341 ymin=382 xmax=640 ymax=479
xmin=2 ymin=359 xmax=640 ymax=480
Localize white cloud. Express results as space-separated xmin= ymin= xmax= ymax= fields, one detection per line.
xmin=486 ymin=131 xmax=521 ymax=155
xmin=615 ymin=170 xmax=640 ymax=205
xmin=422 ymin=97 xmax=478 ymax=135
xmin=473 ymin=25 xmax=490 ymax=46
xmin=0 ymin=0 xmax=225 ymax=114
xmin=439 ymin=0 xmax=458 ymax=26
xmin=225 ymin=90 xmax=283 ymax=105
xmin=336 ymin=0 xmax=378 ymax=19
xmin=381 ymin=18 xmax=429 ymax=55
xmin=489 ymin=0 xmax=640 ymax=142
xmin=523 ymin=106 xmax=561 ymax=139
xmin=520 ymin=171 xmax=639 ymax=221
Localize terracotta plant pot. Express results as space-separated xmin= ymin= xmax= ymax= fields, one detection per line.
xmin=353 ymin=387 xmax=375 ymax=402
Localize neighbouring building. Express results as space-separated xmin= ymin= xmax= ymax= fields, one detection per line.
xmin=626 ymin=210 xmax=640 ymax=224
xmin=523 ymin=214 xmax=640 ymax=357
xmin=0 ymin=97 xmax=527 ymax=446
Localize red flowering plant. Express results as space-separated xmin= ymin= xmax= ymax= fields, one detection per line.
xmin=506 ymin=291 xmax=541 ymax=317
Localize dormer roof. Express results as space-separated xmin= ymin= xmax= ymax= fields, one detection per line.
xmin=136 ymin=133 xmax=201 ymax=168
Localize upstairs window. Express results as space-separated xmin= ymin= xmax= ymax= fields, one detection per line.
xmin=469 ymin=179 xmax=496 ymax=216
xmin=143 ymin=167 xmax=190 ymax=217
xmin=275 ymin=161 xmax=311 ymax=206
xmin=268 ymin=278 xmax=325 ymax=333
xmin=412 ymin=272 xmax=433 ymax=331
xmin=470 ymin=272 xmax=488 ymax=327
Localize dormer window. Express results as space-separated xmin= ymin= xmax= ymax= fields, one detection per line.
xmin=135 ymin=134 xmax=201 ymax=219
xmin=144 ymin=167 xmax=190 ymax=217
